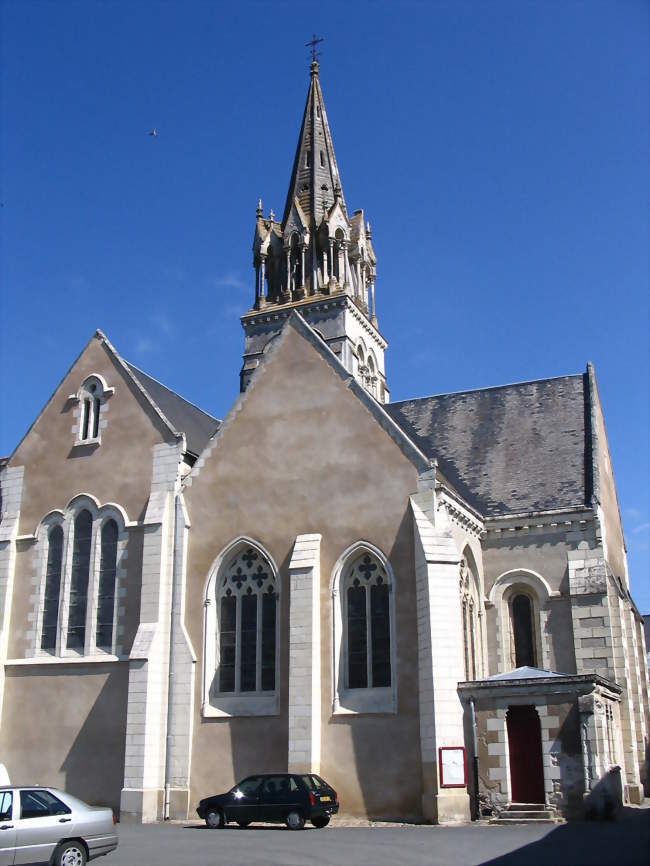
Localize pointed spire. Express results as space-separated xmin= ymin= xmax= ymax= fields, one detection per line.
xmin=256 ymin=198 xmax=263 ymax=218
xmin=281 ymin=63 xmax=346 ymax=228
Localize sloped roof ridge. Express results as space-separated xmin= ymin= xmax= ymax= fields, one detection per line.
xmin=391 ymin=371 xmax=585 ymax=407
xmin=95 ymin=331 xmax=184 ymax=442
xmin=124 ymin=361 xmax=219 ymax=423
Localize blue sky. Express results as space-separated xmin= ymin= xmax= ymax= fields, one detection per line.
xmin=1 ymin=1 xmax=648 ymax=610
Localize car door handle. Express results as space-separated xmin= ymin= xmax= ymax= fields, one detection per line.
xmin=59 ymin=818 xmax=72 ymax=823
xmin=0 ymin=824 xmax=13 ymax=830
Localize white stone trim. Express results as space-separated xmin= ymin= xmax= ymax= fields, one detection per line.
xmin=288 ymin=534 xmax=321 ymax=772
xmin=330 ymin=540 xmax=397 ymax=715
xmin=0 ymin=465 xmax=25 ymax=726
xmin=202 ymin=537 xmax=280 ymax=718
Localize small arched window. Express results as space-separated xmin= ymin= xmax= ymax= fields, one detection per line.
xmin=96 ymin=520 xmax=118 ymax=648
xmin=41 ymin=525 xmax=63 ymax=651
xmin=216 ymin=546 xmax=278 ymax=695
xmin=76 ymin=376 xmax=111 ymax=444
xmin=67 ymin=510 xmax=92 ymax=650
xmin=344 ymin=552 xmax=391 ymax=689
xmin=512 ymin=593 xmax=536 ymax=667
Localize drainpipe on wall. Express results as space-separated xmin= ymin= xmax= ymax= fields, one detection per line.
xmin=163 ymin=494 xmax=182 ymax=821
xmin=469 ymin=696 xmax=480 ymax=819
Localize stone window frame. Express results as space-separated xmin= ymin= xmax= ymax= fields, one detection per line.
xmin=33 ymin=494 xmax=127 ymax=660
xmin=488 ymin=569 xmax=554 ymax=673
xmin=202 ymin=536 xmax=281 ymax=718
xmin=69 ymin=374 xmax=114 ymax=447
xmin=330 ymin=541 xmax=397 ymax=716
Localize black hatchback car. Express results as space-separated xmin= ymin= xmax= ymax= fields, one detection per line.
xmin=197 ymin=773 xmax=339 ymax=830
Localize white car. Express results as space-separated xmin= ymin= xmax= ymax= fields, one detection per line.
xmin=0 ymin=786 xmax=118 ymax=866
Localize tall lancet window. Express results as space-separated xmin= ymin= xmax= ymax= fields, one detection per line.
xmin=41 ymin=525 xmax=63 ymax=651
xmin=96 ymin=520 xmax=118 ymax=648
xmin=216 ymin=546 xmax=278 ymax=695
xmin=67 ymin=510 xmax=92 ymax=650
xmin=344 ymin=552 xmax=391 ymax=689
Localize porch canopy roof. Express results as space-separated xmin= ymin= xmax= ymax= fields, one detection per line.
xmin=457 ymin=666 xmax=621 ymax=700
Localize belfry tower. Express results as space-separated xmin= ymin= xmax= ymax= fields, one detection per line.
xmin=240 ymin=58 xmax=389 ymax=403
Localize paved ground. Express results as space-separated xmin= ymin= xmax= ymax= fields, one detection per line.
xmin=110 ymin=807 xmax=650 ymax=866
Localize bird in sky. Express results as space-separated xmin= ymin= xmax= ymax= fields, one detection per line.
xmin=149 ymin=128 xmax=159 ymax=137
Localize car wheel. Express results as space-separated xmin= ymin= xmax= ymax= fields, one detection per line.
xmin=237 ymin=820 xmax=251 ymax=828
xmin=54 ymin=840 xmax=87 ymax=866
xmin=205 ymin=808 xmax=224 ymax=829
xmin=286 ymin=810 xmax=305 ymax=830
xmin=312 ymin=816 xmax=330 ymax=828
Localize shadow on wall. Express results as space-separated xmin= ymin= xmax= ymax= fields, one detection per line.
xmin=583 ymin=767 xmax=623 ymax=820
xmin=60 ymin=672 xmax=128 ymax=812
xmin=479 ymin=806 xmax=650 ymax=866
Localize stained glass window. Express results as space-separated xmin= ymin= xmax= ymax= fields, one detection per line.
xmin=67 ymin=510 xmax=92 ymax=650
xmin=344 ymin=552 xmax=392 ymax=690
xmin=216 ymin=546 xmax=277 ymax=694
xmin=41 ymin=525 xmax=63 ymax=651
xmin=96 ymin=520 xmax=118 ymax=647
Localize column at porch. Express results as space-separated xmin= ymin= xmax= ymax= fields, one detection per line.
xmin=411 ymin=483 xmax=471 ymax=825
xmin=287 ymin=533 xmax=322 ymax=774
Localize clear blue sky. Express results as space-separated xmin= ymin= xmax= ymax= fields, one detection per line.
xmin=1 ymin=1 xmax=648 ymax=610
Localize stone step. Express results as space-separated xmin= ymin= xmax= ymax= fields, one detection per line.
xmin=506 ymin=803 xmax=546 ymax=811
xmin=502 ymin=810 xmax=556 ymax=820
xmin=489 ymin=817 xmax=562 ymax=825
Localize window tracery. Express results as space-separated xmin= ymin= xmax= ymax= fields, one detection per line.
xmin=332 ymin=544 xmax=396 ymax=714
xmin=207 ymin=542 xmax=279 ymax=711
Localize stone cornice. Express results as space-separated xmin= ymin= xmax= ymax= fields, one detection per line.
xmin=436 ymin=484 xmax=484 ymax=537
xmin=485 ymin=506 xmax=594 ymax=536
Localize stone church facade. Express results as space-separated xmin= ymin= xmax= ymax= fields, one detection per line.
xmin=0 ymin=61 xmax=648 ymax=825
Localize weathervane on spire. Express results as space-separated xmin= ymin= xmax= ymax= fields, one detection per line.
xmin=306 ymin=33 xmax=324 ymax=63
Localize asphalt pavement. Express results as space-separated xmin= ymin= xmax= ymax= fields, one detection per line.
xmin=110 ymin=807 xmax=650 ymax=866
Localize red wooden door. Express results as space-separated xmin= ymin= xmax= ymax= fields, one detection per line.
xmin=506 ymin=705 xmax=545 ymax=803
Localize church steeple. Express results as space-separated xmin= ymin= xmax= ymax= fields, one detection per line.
xmin=243 ymin=57 xmax=388 ymax=403
xmin=281 ymin=59 xmax=347 ymax=230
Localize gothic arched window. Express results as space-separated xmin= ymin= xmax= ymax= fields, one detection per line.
xmin=512 ymin=593 xmax=536 ymax=667
xmin=216 ymin=546 xmax=278 ymax=695
xmin=67 ymin=510 xmax=92 ymax=650
xmin=96 ymin=519 xmax=118 ymax=648
xmin=344 ymin=552 xmax=391 ymax=690
xmin=41 ymin=525 xmax=63 ymax=651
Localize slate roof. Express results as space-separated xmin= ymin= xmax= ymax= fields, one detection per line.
xmin=385 ymin=374 xmax=589 ymax=518
xmin=125 ymin=363 xmax=220 ymax=458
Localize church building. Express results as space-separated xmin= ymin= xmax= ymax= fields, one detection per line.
xmin=0 ymin=59 xmax=648 ymax=826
